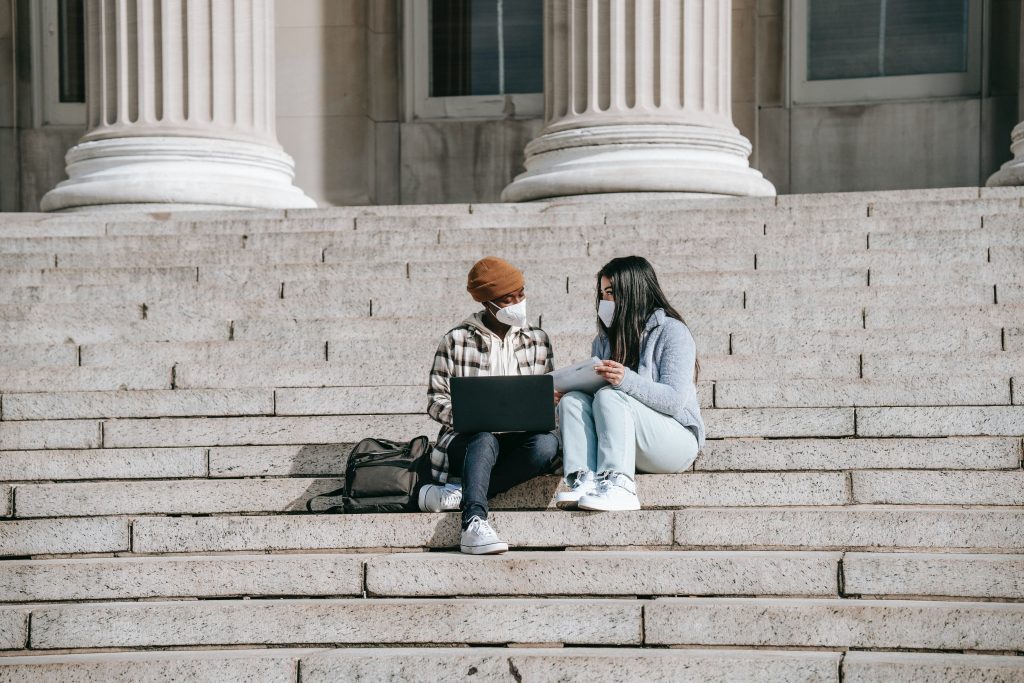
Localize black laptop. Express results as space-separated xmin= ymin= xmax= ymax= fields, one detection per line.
xmin=450 ymin=375 xmax=556 ymax=433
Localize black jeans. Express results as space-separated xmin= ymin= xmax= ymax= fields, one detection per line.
xmin=446 ymin=431 xmax=559 ymax=528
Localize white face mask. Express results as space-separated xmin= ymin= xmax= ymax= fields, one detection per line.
xmin=598 ymin=299 xmax=615 ymax=327
xmin=488 ymin=299 xmax=528 ymax=328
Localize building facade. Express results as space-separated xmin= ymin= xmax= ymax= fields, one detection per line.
xmin=0 ymin=0 xmax=1021 ymax=211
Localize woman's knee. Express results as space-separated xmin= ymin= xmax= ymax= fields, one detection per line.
xmin=557 ymin=390 xmax=592 ymax=417
xmin=593 ymin=386 xmax=628 ymax=412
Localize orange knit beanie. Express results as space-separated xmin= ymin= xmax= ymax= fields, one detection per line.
xmin=466 ymin=256 xmax=524 ymax=302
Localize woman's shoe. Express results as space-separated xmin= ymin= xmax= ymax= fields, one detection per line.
xmin=554 ymin=470 xmax=596 ymax=510
xmin=578 ymin=472 xmax=640 ymax=511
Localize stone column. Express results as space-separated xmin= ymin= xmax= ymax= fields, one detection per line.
xmin=503 ymin=0 xmax=775 ymax=202
xmin=42 ymin=0 xmax=315 ymax=212
xmin=986 ymin=6 xmax=1024 ymax=187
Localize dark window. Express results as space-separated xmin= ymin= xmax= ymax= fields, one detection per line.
xmin=430 ymin=0 xmax=543 ymax=97
xmin=58 ymin=0 xmax=86 ymax=103
xmin=808 ymin=0 xmax=968 ymax=81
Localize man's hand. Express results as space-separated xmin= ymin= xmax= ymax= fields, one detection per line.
xmin=553 ymin=390 xmax=563 ymax=405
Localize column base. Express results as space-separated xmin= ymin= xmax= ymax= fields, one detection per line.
xmin=986 ymin=122 xmax=1024 ymax=187
xmin=501 ymin=124 xmax=776 ymax=202
xmin=41 ymin=136 xmax=317 ymax=212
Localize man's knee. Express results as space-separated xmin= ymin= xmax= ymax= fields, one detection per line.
xmin=465 ymin=432 xmax=500 ymax=456
xmin=524 ymin=432 xmax=559 ymax=469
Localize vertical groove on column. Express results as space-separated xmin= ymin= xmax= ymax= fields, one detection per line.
xmin=124 ymin=0 xmax=139 ymax=122
xmin=683 ymin=0 xmax=703 ymax=111
xmin=720 ymin=0 xmax=730 ymax=116
xmin=608 ymin=0 xmax=623 ymax=110
xmin=678 ymin=0 xmax=686 ymax=109
xmin=152 ymin=0 xmax=164 ymax=121
xmin=551 ymin=0 xmax=567 ymax=120
xmin=571 ymin=0 xmax=588 ymax=115
xmin=544 ymin=0 xmax=552 ymax=121
xmin=186 ymin=0 xmax=211 ymax=122
xmin=703 ymin=0 xmax=715 ymax=113
xmin=86 ymin=0 xmax=102 ymax=129
xmin=658 ymin=0 xmax=678 ymax=111
xmin=137 ymin=0 xmax=153 ymax=123
xmin=252 ymin=0 xmax=265 ymax=132
xmin=102 ymin=0 xmax=117 ymax=124
xmin=161 ymin=0 xmax=181 ymax=122
xmin=634 ymin=0 xmax=651 ymax=108
xmin=651 ymin=0 xmax=660 ymax=107
xmin=234 ymin=0 xmax=252 ymax=130
xmin=597 ymin=0 xmax=610 ymax=110
xmin=623 ymin=0 xmax=635 ymax=108
xmin=263 ymin=0 xmax=274 ymax=135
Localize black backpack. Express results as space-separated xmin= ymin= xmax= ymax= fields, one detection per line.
xmin=306 ymin=436 xmax=432 ymax=514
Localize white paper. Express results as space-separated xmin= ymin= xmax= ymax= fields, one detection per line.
xmin=550 ymin=356 xmax=608 ymax=394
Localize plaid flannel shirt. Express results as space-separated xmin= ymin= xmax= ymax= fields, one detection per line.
xmin=426 ymin=313 xmax=554 ymax=483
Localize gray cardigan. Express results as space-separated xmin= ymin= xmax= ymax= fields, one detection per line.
xmin=592 ymin=308 xmax=706 ymax=447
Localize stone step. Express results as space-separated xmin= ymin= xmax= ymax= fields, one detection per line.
xmin=856 ymin=406 xmax=1024 ymax=437
xmin=694 ymin=437 xmax=1022 ymax=472
xmin=0 ymin=302 xmax=143 ymax=323
xmin=851 ymin=471 xmax=1024 ymax=505
xmin=862 ymin=352 xmax=1024 ymax=380
xmin=121 ymin=507 xmax=1024 ymax=555
xmin=0 ymin=550 xmax=841 ymax=602
xmin=756 ymin=247 xmax=986 ymax=270
xmin=990 ymin=246 xmax=1024 ymax=271
xmin=866 ymin=304 xmax=1024 ymax=329
xmin=0 ymin=265 xmax=199 ymax=287
xmin=843 ymin=552 xmax=1024 ymax=599
xmin=867 ymin=263 xmax=1024 ymax=286
xmin=747 ymin=284 xmax=995 ymax=308
xmin=1009 ymin=327 xmax=1024 ymax=352
xmin=0 ymin=253 xmax=54 ymax=269
xmin=673 ymin=507 xmax=1024 ymax=551
xmin=15 ymin=596 xmax=1024 ymax=651
xmin=0 ymin=234 xmax=243 ymax=255
xmin=843 ymin=652 xmax=1024 ymax=683
xmin=169 ymin=353 xmax=858 ymax=391
xmin=1 ymin=388 xmax=275 ymax=420
xmin=0 ymin=448 xmax=206 ymax=482
xmin=0 ymin=517 xmax=130 ymax=557
xmin=200 ymin=437 xmax=1023 ymax=479
xmin=713 ymin=377 xmax=1010 ymax=408
xmin=0 ymin=648 xmax=845 ymax=683
xmin=731 ymin=327 xmax=1001 ymax=354
xmin=0 ymin=281 xmax=281 ymax=305
xmin=13 ymin=648 xmax=1017 ymax=683
xmin=0 ymin=649 xmax=309 ymax=683
xmin=54 ymin=246 xmax=325 ymax=270
xmin=0 ymin=319 xmax=229 ymax=346
xmin=100 ymin=414 xmax=435 ymax=449
xmin=644 ymin=597 xmax=1024 ymax=651
xmin=867 ymin=197 xmax=1021 ymax=217
xmin=81 ymin=340 xmax=326 ymax=366
xmin=0 ymin=344 xmax=79 ymax=368
xmin=27 ymin=598 xmax=646 ymax=649
xmin=0 ymin=365 xmax=172 ymax=392
xmin=869 ymin=225 xmax=1023 ymax=250
xmin=0 ymin=420 xmax=102 ymax=451
xmin=10 ymin=472 xmax=851 ymax=518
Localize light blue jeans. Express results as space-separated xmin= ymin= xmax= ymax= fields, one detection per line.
xmin=557 ymin=388 xmax=699 ymax=480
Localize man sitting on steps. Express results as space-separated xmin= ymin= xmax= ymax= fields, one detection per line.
xmin=421 ymin=256 xmax=559 ymax=555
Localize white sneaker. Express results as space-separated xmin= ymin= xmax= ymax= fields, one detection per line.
xmin=418 ymin=483 xmax=462 ymax=512
xmin=554 ymin=470 xmax=597 ymax=510
xmin=578 ymin=472 xmax=640 ymax=512
xmin=460 ymin=516 xmax=509 ymax=555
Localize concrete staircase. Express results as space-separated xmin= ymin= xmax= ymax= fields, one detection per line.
xmin=1 ymin=187 xmax=1023 ymax=682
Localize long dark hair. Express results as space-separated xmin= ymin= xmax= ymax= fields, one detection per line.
xmin=597 ymin=256 xmax=698 ymax=379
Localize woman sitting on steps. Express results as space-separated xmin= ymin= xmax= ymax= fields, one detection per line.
xmin=555 ymin=255 xmax=705 ymax=511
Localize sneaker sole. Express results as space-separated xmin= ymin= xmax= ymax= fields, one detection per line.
xmin=417 ymin=486 xmax=436 ymax=513
xmin=554 ymin=497 xmax=580 ymax=510
xmin=577 ymin=500 xmax=641 ymax=512
xmin=460 ymin=542 xmax=509 ymax=555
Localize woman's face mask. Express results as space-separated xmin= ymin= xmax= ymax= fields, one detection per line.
xmin=488 ymin=299 xmax=528 ymax=328
xmin=597 ymin=299 xmax=615 ymax=327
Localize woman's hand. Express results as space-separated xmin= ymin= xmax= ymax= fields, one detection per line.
xmin=594 ymin=360 xmax=627 ymax=387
